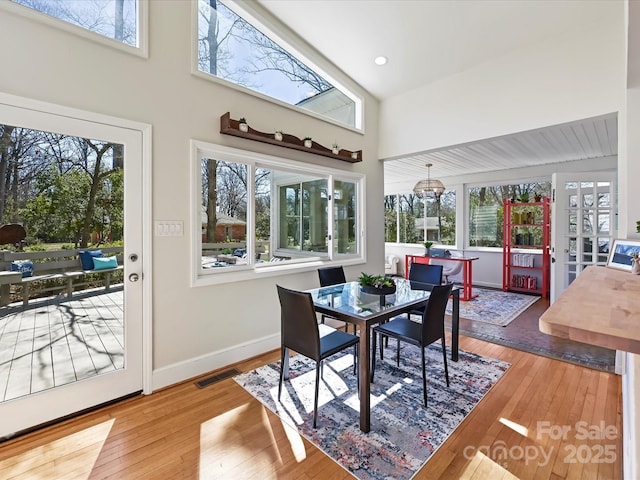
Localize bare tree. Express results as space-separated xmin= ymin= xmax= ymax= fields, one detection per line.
xmin=234 ymin=22 xmax=332 ymax=94
xmin=203 ymin=0 xmax=219 ymax=242
xmin=114 ymin=0 xmax=124 ymax=42
xmin=0 ymin=125 xmax=15 ymax=222
xmin=76 ymin=139 xmax=119 ymax=247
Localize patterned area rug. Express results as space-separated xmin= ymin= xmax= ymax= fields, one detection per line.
xmin=446 ymin=287 xmax=539 ymax=326
xmin=234 ymin=343 xmax=510 ymax=480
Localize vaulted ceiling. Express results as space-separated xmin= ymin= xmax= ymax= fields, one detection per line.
xmin=257 ymin=0 xmax=620 ymax=188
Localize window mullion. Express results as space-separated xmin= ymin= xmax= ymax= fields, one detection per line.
xmin=327 ymin=177 xmax=335 ymax=259
xmin=247 ymin=165 xmax=255 ymax=265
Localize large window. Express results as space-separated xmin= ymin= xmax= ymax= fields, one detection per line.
xmin=468 ymin=181 xmax=551 ymax=248
xmin=6 ymin=0 xmax=145 ymax=54
xmin=195 ymin=0 xmax=360 ymax=129
xmin=193 ymin=141 xmax=364 ymax=284
xmin=384 ymin=191 xmax=456 ymax=246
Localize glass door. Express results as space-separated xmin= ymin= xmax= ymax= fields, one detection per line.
xmin=551 ymin=172 xmax=616 ymax=303
xmin=0 ymin=97 xmax=145 ymax=438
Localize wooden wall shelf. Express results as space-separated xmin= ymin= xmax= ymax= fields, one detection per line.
xmin=219 ymin=112 xmax=362 ymax=163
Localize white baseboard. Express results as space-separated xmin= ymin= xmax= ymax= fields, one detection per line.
xmin=151 ymin=333 xmax=280 ymax=391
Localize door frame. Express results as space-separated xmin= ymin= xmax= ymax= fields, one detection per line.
xmin=0 ymin=92 xmax=153 ymax=436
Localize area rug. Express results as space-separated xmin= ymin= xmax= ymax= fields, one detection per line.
xmin=234 ymin=343 xmax=510 ymax=480
xmin=445 ymin=287 xmax=539 ymax=326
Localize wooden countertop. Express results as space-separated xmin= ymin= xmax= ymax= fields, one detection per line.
xmin=539 ymin=265 xmax=640 ymax=354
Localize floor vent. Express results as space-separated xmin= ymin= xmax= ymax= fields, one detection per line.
xmin=195 ymin=368 xmax=241 ymax=388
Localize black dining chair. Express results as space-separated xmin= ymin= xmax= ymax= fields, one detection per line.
xmin=276 ymin=284 xmax=359 ymax=428
xmin=317 ymin=266 xmax=352 ymax=333
xmin=407 ymin=263 xmax=443 ymax=319
xmin=371 ymin=283 xmax=453 ymax=407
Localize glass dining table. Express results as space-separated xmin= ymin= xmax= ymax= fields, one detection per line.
xmin=306 ymin=278 xmax=460 ymax=433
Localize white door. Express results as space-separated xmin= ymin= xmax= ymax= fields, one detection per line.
xmin=550 ymin=172 xmax=616 ymax=303
xmin=0 ymin=95 xmax=147 ymax=438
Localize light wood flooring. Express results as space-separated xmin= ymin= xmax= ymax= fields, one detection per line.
xmin=0 ymin=289 xmax=124 ymax=402
xmin=0 ymin=306 xmax=622 ymax=479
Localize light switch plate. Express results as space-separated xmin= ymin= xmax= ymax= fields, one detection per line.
xmin=155 ymin=221 xmax=184 ymax=237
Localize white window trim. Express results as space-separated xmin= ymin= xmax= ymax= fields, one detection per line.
xmin=0 ymin=0 xmax=149 ymax=58
xmin=189 ymin=0 xmax=364 ymax=133
xmin=190 ymin=140 xmax=366 ymax=287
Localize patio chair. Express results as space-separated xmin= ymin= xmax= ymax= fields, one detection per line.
xmin=276 ymin=285 xmax=359 ymax=428
xmin=371 ymin=283 xmax=453 ymax=407
xmin=317 ymin=266 xmax=352 ymax=333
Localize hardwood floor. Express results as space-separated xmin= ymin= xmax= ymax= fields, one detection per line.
xmin=0 ymin=307 xmax=622 ymax=479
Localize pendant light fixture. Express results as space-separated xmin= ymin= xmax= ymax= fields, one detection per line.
xmin=413 ymin=163 xmax=445 ymax=199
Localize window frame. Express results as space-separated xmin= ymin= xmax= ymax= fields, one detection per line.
xmin=2 ymin=0 xmax=149 ymax=58
xmin=190 ymin=0 xmax=364 ymax=132
xmin=190 ymin=140 xmax=366 ymax=287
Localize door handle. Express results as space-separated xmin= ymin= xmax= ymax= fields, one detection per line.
xmin=129 ymin=273 xmax=140 ymax=282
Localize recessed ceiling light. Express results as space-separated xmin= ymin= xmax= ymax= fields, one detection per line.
xmin=374 ymin=56 xmax=388 ymax=66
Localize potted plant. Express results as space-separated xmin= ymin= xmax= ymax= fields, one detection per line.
xmin=424 ymin=241 xmax=433 ymax=256
xmin=303 ymin=136 xmax=313 ymax=148
xmin=534 ymin=192 xmax=542 ymax=202
xmin=519 ymin=192 xmax=529 ymax=203
xmin=332 ymin=142 xmax=340 ymax=155
xmin=351 ymin=151 xmax=359 ymax=160
xmin=238 ymin=117 xmax=248 ymax=132
xmin=358 ymin=272 xmax=396 ymax=295
xmin=274 ymin=130 xmax=283 ymax=141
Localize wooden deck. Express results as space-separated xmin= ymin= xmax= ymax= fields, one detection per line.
xmin=0 ymin=288 xmax=124 ymax=403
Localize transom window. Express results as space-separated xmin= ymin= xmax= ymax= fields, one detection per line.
xmin=193 ymin=141 xmax=364 ymax=285
xmin=7 ymin=0 xmax=143 ymax=52
xmin=195 ymin=0 xmax=360 ymax=129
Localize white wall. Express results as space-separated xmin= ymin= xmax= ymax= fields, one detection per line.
xmin=379 ymin=12 xmax=625 ymax=160
xmin=0 ymin=1 xmax=381 ymax=388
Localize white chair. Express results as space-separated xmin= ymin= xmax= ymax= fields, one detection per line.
xmin=384 ymin=255 xmax=399 ymax=275
xmin=429 ymin=258 xmax=463 ymax=283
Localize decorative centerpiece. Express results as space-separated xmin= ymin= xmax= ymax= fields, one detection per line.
xmin=303 ymin=136 xmax=313 ymax=148
xmin=358 ymin=272 xmax=396 ymax=295
xmin=238 ymin=117 xmax=249 ymax=132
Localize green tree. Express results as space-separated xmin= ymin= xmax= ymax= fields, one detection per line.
xmin=22 ymin=168 xmax=89 ymax=244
